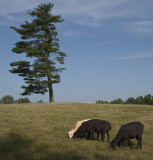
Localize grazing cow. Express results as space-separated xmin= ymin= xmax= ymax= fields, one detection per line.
xmin=68 ymin=119 xmax=90 ymax=139
xmin=110 ymin=122 xmax=144 ymax=150
xmin=73 ymin=119 xmax=111 ymax=142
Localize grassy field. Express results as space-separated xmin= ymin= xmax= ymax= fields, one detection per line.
xmin=0 ymin=103 xmax=153 ymax=160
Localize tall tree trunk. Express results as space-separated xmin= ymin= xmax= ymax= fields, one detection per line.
xmin=49 ymin=83 xmax=54 ymax=102
xmin=45 ymin=53 xmax=54 ymax=102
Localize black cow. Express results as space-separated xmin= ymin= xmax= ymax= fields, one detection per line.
xmin=110 ymin=122 xmax=144 ymax=150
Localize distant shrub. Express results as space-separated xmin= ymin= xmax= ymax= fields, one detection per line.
xmin=37 ymin=100 xmax=43 ymax=103
xmin=143 ymin=94 xmax=153 ymax=105
xmin=0 ymin=95 xmax=15 ymax=104
xmin=125 ymin=97 xmax=136 ymax=104
xmin=135 ymin=96 xmax=145 ymax=104
xmin=17 ymin=98 xmax=31 ymax=103
xmin=96 ymin=94 xmax=153 ymax=105
xmin=96 ymin=100 xmax=108 ymax=104
xmin=0 ymin=95 xmax=31 ymax=104
xmin=110 ymin=98 xmax=124 ymax=104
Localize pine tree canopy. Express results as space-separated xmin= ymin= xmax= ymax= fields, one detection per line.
xmin=9 ymin=3 xmax=66 ymax=102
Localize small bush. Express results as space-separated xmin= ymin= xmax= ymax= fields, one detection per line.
xmin=37 ymin=100 xmax=43 ymax=103
xmin=0 ymin=95 xmax=15 ymax=104
xmin=110 ymin=98 xmax=124 ymax=104
xmin=17 ymin=98 xmax=31 ymax=104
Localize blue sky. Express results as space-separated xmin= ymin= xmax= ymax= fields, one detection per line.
xmin=1 ymin=0 xmax=153 ymax=103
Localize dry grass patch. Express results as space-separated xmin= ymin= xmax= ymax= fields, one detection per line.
xmin=0 ymin=103 xmax=153 ymax=160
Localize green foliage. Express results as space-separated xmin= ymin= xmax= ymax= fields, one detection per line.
xmin=96 ymin=100 xmax=108 ymax=104
xmin=125 ymin=97 xmax=136 ymax=104
xmin=0 ymin=95 xmax=15 ymax=104
xmin=96 ymin=94 xmax=153 ymax=105
xmin=143 ymin=94 xmax=153 ymax=105
xmin=17 ymin=98 xmax=31 ymax=103
xmin=135 ymin=96 xmax=145 ymax=104
xmin=9 ymin=3 xmax=66 ymax=102
xmin=110 ymin=98 xmax=123 ymax=104
xmin=37 ymin=100 xmax=43 ymax=103
xmin=0 ymin=95 xmax=31 ymax=104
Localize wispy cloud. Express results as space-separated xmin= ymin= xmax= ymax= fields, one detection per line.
xmin=51 ymin=0 xmax=153 ymax=28
xmin=122 ymin=20 xmax=153 ymax=34
xmin=0 ymin=0 xmax=51 ymax=25
xmin=53 ymin=0 xmax=131 ymax=26
xmin=110 ymin=52 xmax=153 ymax=61
xmin=1 ymin=0 xmax=153 ymax=35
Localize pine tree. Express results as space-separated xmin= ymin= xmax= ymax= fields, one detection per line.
xmin=9 ymin=3 xmax=66 ymax=102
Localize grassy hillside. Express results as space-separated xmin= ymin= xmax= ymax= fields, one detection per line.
xmin=0 ymin=103 xmax=153 ymax=160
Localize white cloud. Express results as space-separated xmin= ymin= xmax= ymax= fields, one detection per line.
xmin=53 ymin=0 xmax=131 ymax=26
xmin=49 ymin=0 xmax=153 ymax=27
xmin=122 ymin=20 xmax=153 ymax=34
xmin=0 ymin=0 xmax=153 ymax=35
xmin=111 ymin=52 xmax=153 ymax=61
xmin=0 ymin=0 xmax=52 ymax=25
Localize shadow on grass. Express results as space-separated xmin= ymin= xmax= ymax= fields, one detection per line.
xmin=0 ymin=131 xmax=90 ymax=160
xmin=0 ymin=131 xmax=35 ymax=160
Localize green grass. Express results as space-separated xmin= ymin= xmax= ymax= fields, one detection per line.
xmin=0 ymin=103 xmax=153 ymax=160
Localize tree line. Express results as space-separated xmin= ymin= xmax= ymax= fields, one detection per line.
xmin=0 ymin=95 xmax=31 ymax=104
xmin=96 ymin=94 xmax=153 ymax=105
